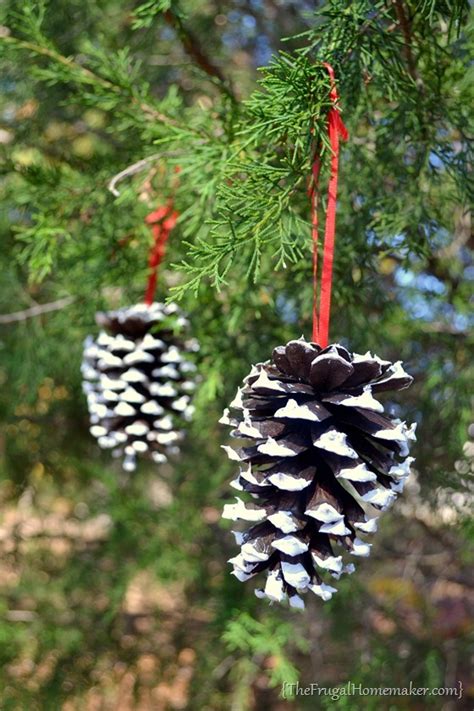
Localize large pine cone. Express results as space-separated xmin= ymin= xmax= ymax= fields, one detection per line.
xmin=82 ymin=302 xmax=198 ymax=471
xmin=221 ymin=339 xmax=415 ymax=609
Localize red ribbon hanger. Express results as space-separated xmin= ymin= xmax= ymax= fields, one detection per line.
xmin=144 ymin=201 xmax=178 ymax=305
xmin=309 ymin=62 xmax=348 ymax=348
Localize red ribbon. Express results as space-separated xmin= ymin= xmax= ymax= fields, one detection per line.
xmin=144 ymin=202 xmax=178 ymax=305
xmin=309 ymin=63 xmax=348 ymax=348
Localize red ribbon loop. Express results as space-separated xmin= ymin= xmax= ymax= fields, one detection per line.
xmin=144 ymin=201 xmax=178 ymax=305
xmin=310 ymin=63 xmax=348 ymax=348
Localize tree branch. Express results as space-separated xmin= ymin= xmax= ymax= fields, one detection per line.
xmin=163 ymin=9 xmax=237 ymax=102
xmin=0 ymin=296 xmax=75 ymax=324
xmin=393 ymin=0 xmax=419 ymax=82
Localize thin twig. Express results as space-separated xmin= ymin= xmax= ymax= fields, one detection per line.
xmin=108 ymin=155 xmax=161 ymax=197
xmin=107 ymin=151 xmax=181 ymax=196
xmin=0 ymin=296 xmax=75 ymax=324
xmin=163 ymin=9 xmax=237 ymax=102
xmin=393 ymin=0 xmax=419 ymax=82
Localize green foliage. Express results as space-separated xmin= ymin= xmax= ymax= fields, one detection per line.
xmin=0 ymin=0 xmax=472 ymax=709
xmin=223 ymin=611 xmax=308 ymax=688
xmin=133 ymin=1 xmax=175 ymax=30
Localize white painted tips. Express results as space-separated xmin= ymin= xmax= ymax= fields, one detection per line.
xmin=274 ymin=398 xmax=330 ymax=422
xmin=337 ymin=462 xmax=377 ymax=482
xmin=389 ymin=456 xmax=415 ymax=480
xmin=267 ymin=510 xmax=300 ymax=533
xmin=354 ymin=517 xmax=378 ymax=534
xmin=304 ymin=502 xmax=341 ymax=524
xmin=122 ymin=368 xmax=148 ymax=384
xmin=149 ymin=383 xmax=177 ymax=398
xmin=257 ymin=437 xmax=302 ymax=457
xmin=229 ymin=388 xmax=244 ymax=409
xmin=156 ymin=431 xmax=180 ymax=445
xmin=313 ymin=429 xmax=358 ymax=458
xmin=236 ymin=419 xmax=263 ymax=439
xmin=171 ymin=395 xmax=189 ymax=411
xmin=323 ymin=385 xmax=384 ymax=413
xmin=141 ymin=334 xmax=165 ymax=351
xmin=121 ymin=387 xmax=146 ymax=404
xmin=123 ymin=349 xmax=154 ymax=366
xmin=219 ymin=408 xmax=233 ymax=426
xmin=124 ymin=422 xmax=149 ymax=437
xmin=114 ymin=402 xmax=136 ymax=417
xmin=140 ymin=400 xmax=164 ymax=416
xmin=264 ymin=571 xmax=286 ymax=602
xmin=251 ymin=370 xmax=285 ymax=393
xmin=312 ymin=554 xmax=343 ymax=573
xmin=272 ymin=535 xmax=309 ymax=556
xmin=222 ymin=498 xmax=266 ymax=522
xmin=152 ymin=365 xmax=180 ymax=379
xmin=281 ymin=561 xmax=311 ymax=589
xmin=221 ymin=445 xmax=242 ymax=462
xmin=161 ymin=346 xmax=183 ymax=364
xmin=350 ymin=537 xmax=372 ymax=557
xmin=289 ymin=594 xmax=305 ymax=610
xmin=309 ymin=582 xmax=337 ymax=601
xmin=241 ymin=542 xmax=271 ymax=563
xmin=319 ymin=519 xmax=351 ymax=536
xmin=123 ymin=455 xmax=136 ymax=472
xmin=361 ymin=488 xmax=397 ymax=510
xmin=267 ymin=471 xmax=313 ymax=491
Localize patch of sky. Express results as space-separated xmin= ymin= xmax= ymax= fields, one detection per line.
xmin=221 ymin=28 xmax=242 ymax=51
xmin=395 ymin=266 xmax=472 ymax=331
xmin=227 ymin=11 xmax=241 ymax=23
xmin=450 ymin=312 xmax=471 ymax=331
xmin=254 ymin=35 xmax=272 ymax=66
xmin=394 ymin=268 xmax=415 ymax=288
xmin=275 ymin=293 xmax=298 ymax=324
xmin=422 ymin=222 xmax=452 ymax=251
xmin=463 ymin=265 xmax=474 ymax=280
xmin=161 ymin=27 xmax=174 ymax=41
xmin=366 ymin=230 xmax=407 ymax=250
xmin=242 ymin=14 xmax=257 ymax=32
xmin=428 ymin=151 xmax=445 ymax=170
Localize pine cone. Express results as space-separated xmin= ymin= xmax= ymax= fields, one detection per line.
xmin=221 ymin=339 xmax=416 ymax=609
xmin=82 ymin=302 xmax=198 ymax=471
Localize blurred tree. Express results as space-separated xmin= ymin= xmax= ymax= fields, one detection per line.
xmin=0 ymin=1 xmax=472 ymax=709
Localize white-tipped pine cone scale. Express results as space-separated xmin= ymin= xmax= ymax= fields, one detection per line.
xmin=82 ymin=302 xmax=198 ymax=472
xmin=221 ymin=339 xmax=416 ymax=609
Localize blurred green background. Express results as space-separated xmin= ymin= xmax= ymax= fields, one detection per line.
xmin=0 ymin=1 xmax=472 ymax=709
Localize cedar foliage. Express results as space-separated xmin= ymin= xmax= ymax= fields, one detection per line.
xmin=0 ymin=1 xmax=472 ymax=708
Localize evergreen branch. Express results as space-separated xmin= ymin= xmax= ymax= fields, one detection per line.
xmin=0 ymin=35 xmax=181 ymax=128
xmin=0 ymin=296 xmax=75 ymax=324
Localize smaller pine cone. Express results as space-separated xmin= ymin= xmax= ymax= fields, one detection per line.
xmin=221 ymin=339 xmax=416 ymax=609
xmin=82 ymin=302 xmax=198 ymax=471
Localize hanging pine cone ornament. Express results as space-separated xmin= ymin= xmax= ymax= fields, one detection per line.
xmin=82 ymin=302 xmax=198 ymax=472
xmin=221 ymin=339 xmax=416 ymax=609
